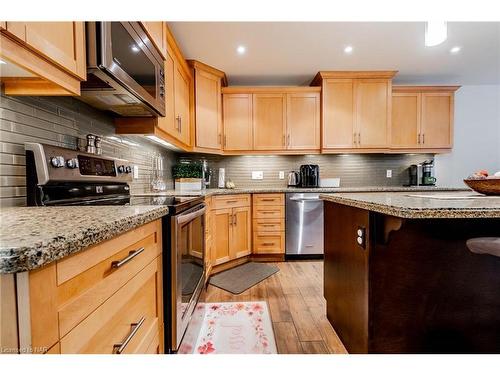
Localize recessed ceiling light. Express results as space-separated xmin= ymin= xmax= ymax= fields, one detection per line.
xmin=425 ymin=21 xmax=447 ymax=46
xmin=344 ymin=46 xmax=353 ymax=54
xmin=236 ymin=45 xmax=246 ymax=55
xmin=450 ymin=46 xmax=461 ymax=54
xmin=0 ymin=59 xmax=6 ymax=65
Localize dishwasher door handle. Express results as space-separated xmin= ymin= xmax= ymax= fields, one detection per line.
xmin=289 ymin=197 xmax=322 ymax=202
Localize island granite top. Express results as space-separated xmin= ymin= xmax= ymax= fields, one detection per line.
xmin=320 ymin=191 xmax=500 ymax=219
xmin=0 ymin=205 xmax=169 ymax=274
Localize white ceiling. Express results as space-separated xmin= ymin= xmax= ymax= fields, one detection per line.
xmin=169 ymin=22 xmax=500 ymax=86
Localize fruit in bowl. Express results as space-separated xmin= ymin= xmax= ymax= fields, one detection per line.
xmin=464 ymin=170 xmax=500 ymax=195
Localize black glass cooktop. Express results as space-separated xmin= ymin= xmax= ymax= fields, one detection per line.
xmin=130 ymin=195 xmax=204 ymax=214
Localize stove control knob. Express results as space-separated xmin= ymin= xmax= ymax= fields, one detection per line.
xmin=117 ymin=165 xmax=125 ymax=173
xmin=50 ymin=156 xmax=65 ymax=168
xmin=125 ymin=166 xmax=132 ymax=174
xmin=66 ymin=158 xmax=79 ymax=169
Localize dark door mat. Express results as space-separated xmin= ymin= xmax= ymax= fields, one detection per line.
xmin=209 ymin=262 xmax=279 ymax=295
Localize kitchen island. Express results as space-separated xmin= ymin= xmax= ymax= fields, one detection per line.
xmin=320 ymin=191 xmax=500 ymax=353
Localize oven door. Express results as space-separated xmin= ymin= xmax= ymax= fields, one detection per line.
xmin=171 ymin=203 xmax=206 ymax=351
xmin=98 ymin=22 xmax=165 ymax=116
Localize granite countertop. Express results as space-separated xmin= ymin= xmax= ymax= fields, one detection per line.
xmin=320 ymin=191 xmax=500 ymax=219
xmin=134 ymin=186 xmax=468 ymax=197
xmin=0 ymin=205 xmax=169 ymax=274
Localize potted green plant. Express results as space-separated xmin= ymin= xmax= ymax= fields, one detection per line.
xmin=172 ymin=162 xmax=203 ymax=191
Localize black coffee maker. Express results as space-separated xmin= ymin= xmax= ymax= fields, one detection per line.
xmin=299 ymin=164 xmax=319 ymax=187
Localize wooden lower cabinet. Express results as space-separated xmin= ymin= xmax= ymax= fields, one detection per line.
xmin=17 ymin=220 xmax=164 ymax=354
xmin=212 ymin=195 xmax=252 ymax=266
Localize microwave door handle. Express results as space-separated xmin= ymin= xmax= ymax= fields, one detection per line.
xmin=176 ymin=205 xmax=206 ymax=226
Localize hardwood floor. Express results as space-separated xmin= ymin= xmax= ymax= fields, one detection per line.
xmin=205 ymin=261 xmax=347 ymax=354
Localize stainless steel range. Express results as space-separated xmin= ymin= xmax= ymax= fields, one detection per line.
xmin=25 ymin=142 xmax=206 ymax=353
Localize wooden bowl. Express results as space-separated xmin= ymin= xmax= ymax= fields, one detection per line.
xmin=463 ymin=178 xmax=500 ymax=195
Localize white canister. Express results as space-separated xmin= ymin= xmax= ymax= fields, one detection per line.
xmin=218 ymin=168 xmax=225 ymax=188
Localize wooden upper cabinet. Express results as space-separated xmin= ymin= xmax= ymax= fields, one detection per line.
xmin=355 ymin=79 xmax=391 ymax=148
xmin=140 ymin=22 xmax=167 ymax=59
xmin=173 ymin=59 xmax=191 ymax=145
xmin=189 ymin=61 xmax=227 ymax=152
xmin=421 ymin=92 xmax=454 ymax=148
xmin=0 ymin=22 xmax=86 ymax=95
xmin=253 ymin=93 xmax=287 ymax=150
xmin=391 ymin=86 xmax=459 ymax=151
xmin=7 ymin=22 xmax=85 ymax=80
xmin=286 ymin=92 xmax=320 ymax=150
xmin=223 ymin=93 xmax=253 ymax=151
xmin=312 ymin=71 xmax=397 ymax=152
xmin=157 ymin=52 xmax=177 ymax=137
xmin=391 ymin=93 xmax=420 ymax=148
xmin=322 ymin=79 xmax=355 ymax=149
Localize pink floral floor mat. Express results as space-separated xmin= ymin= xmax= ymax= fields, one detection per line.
xmin=192 ymin=301 xmax=278 ymax=354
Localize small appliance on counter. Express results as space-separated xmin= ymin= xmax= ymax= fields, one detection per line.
xmin=408 ymin=164 xmax=422 ymax=186
xmin=287 ymin=171 xmax=300 ymax=187
xmin=421 ymin=160 xmax=436 ymax=186
xmin=299 ymin=164 xmax=320 ymax=188
xmin=218 ymin=167 xmax=225 ymax=188
xmin=202 ymin=160 xmax=212 ymax=189
xmin=151 ymin=153 xmax=167 ymax=192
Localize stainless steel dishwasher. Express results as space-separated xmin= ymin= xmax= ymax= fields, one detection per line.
xmin=285 ymin=193 xmax=324 ymax=257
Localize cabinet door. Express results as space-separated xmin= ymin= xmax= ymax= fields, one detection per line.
xmin=157 ymin=52 xmax=177 ymax=138
xmin=421 ymin=93 xmax=453 ymax=148
xmin=213 ymin=209 xmax=232 ymax=265
xmin=6 ymin=22 xmax=86 ymax=80
xmin=230 ymin=206 xmax=252 ymax=259
xmin=286 ymin=92 xmax=320 ymax=150
xmin=355 ymin=79 xmax=390 ymax=149
xmin=223 ymin=94 xmax=253 ymax=150
xmin=141 ymin=22 xmax=167 ymax=59
xmin=195 ymin=69 xmax=222 ymax=150
xmin=322 ymin=79 xmax=355 ymax=149
xmin=174 ymin=61 xmax=191 ymax=145
xmin=253 ymin=93 xmax=287 ymax=150
xmin=391 ymin=93 xmax=421 ymax=148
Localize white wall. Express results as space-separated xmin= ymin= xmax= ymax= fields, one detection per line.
xmin=434 ymin=85 xmax=500 ymax=187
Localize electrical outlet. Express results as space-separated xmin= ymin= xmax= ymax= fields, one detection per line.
xmin=252 ymin=171 xmax=264 ymax=180
xmin=386 ymin=169 xmax=392 ymax=178
xmin=279 ymin=171 xmax=285 ymax=179
xmin=133 ymin=165 xmax=139 ymax=179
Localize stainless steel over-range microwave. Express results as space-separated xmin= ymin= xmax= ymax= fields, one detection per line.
xmin=80 ymin=22 xmax=166 ymax=117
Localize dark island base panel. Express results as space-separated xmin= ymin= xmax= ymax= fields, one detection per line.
xmin=324 ymin=201 xmax=500 ymax=354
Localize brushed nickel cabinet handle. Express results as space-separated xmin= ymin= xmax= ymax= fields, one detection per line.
xmin=224 ymin=135 xmax=227 ymax=147
xmin=175 ymin=115 xmax=180 ymax=131
xmin=287 ymin=134 xmax=290 ymax=146
xmin=261 ymin=198 xmax=276 ymax=202
xmin=179 ymin=116 xmax=182 ymax=134
xmin=282 ymin=135 xmax=286 ymax=146
xmin=225 ymin=200 xmax=238 ymax=203
xmin=353 ymin=133 xmax=357 ymax=144
xmin=262 ymin=242 xmax=275 ymax=246
xmin=113 ymin=316 xmax=146 ymax=354
xmin=218 ymin=133 xmax=221 ymax=145
xmin=234 ymin=214 xmax=237 ymax=226
xmin=261 ymin=224 xmax=276 ymax=227
xmin=358 ymin=133 xmax=361 ymax=144
xmin=111 ymin=247 xmax=145 ymax=269
xmin=422 ymin=133 xmax=425 ymax=144
xmin=418 ymin=133 xmax=421 ymax=144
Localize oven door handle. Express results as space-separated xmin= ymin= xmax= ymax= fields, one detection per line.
xmin=176 ymin=204 xmax=206 ymax=225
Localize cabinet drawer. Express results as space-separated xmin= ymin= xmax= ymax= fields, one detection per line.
xmin=56 ymin=229 xmax=161 ymax=337
xmin=60 ymin=259 xmax=160 ymax=354
xmin=253 ymin=193 xmax=284 ymax=206
xmin=253 ymin=232 xmax=285 ymax=254
xmin=253 ymin=205 xmax=285 ymax=219
xmin=253 ymin=218 xmax=285 ymax=232
xmin=213 ymin=194 xmax=250 ymax=209
xmin=57 ymin=220 xmax=161 ymax=285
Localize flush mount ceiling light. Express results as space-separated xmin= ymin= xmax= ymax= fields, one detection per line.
xmin=236 ymin=45 xmax=246 ymax=55
xmin=344 ymin=45 xmax=353 ymax=54
xmin=450 ymin=46 xmax=462 ymax=54
xmin=425 ymin=21 xmax=447 ymax=46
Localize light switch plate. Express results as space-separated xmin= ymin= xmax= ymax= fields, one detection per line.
xmin=386 ymin=169 xmax=392 ymax=178
xmin=252 ymin=171 xmax=264 ymax=180
xmin=133 ymin=165 xmax=139 ymax=179
xmin=279 ymin=171 xmax=285 ymax=179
